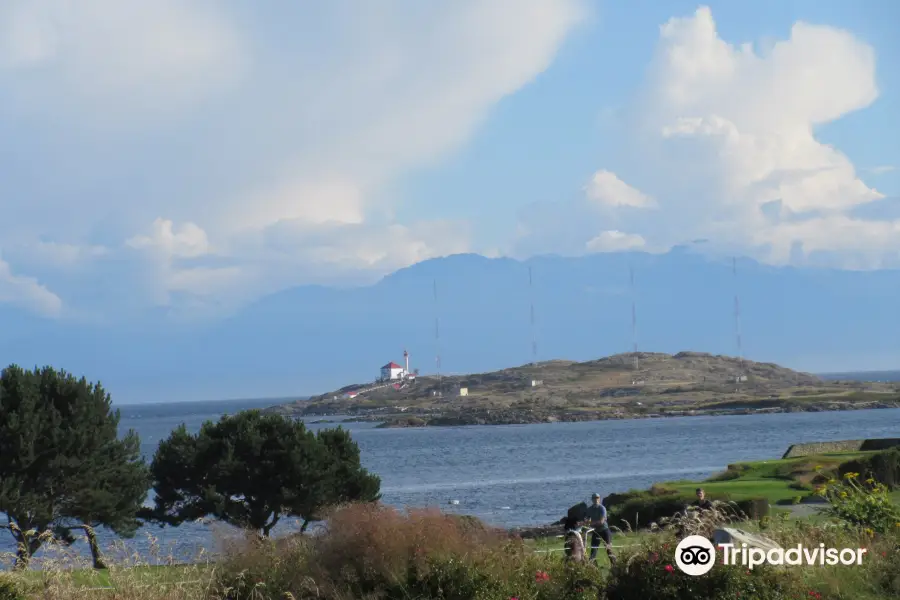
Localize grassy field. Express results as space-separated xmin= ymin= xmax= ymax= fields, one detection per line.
xmin=668 ymin=451 xmax=878 ymax=504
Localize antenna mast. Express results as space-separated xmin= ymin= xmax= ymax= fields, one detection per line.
xmin=433 ymin=279 xmax=442 ymax=393
xmin=529 ymin=266 xmax=537 ymax=364
xmin=630 ymin=265 xmax=639 ymax=372
xmin=733 ymin=256 xmax=744 ymax=379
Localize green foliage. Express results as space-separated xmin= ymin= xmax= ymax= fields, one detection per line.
xmin=838 ymin=448 xmax=900 ymax=489
xmin=817 ymin=471 xmax=900 ymax=534
xmin=0 ymin=364 xmax=149 ymax=569
xmin=604 ymin=536 xmax=804 ymax=600
xmin=144 ymin=410 xmax=380 ymax=536
xmin=605 ymin=488 xmax=769 ymax=529
xmin=0 ymin=576 xmax=25 ymax=600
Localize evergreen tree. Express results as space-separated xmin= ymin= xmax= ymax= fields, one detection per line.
xmin=0 ymin=365 xmax=150 ymax=569
xmin=144 ymin=410 xmax=380 ymax=536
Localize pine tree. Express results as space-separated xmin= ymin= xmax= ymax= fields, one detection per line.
xmin=144 ymin=410 xmax=380 ymax=536
xmin=0 ymin=365 xmax=149 ymax=569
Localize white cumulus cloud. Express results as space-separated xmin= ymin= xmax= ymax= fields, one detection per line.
xmin=585 ymin=171 xmax=657 ymax=208
xmin=517 ymin=5 xmax=893 ymax=268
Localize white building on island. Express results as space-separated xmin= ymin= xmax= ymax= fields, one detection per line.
xmin=381 ymin=361 xmax=406 ymax=380
xmin=380 ymin=349 xmax=416 ymax=381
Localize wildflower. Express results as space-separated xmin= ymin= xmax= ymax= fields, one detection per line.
xmin=866 ymin=478 xmax=875 ymax=484
xmin=814 ymin=465 xmax=821 ymax=472
xmin=535 ymin=570 xmax=550 ymax=583
xmin=665 ymin=564 xmax=674 ymax=573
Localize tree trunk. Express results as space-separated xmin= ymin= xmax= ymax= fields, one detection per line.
xmin=8 ymin=524 xmax=41 ymax=571
xmin=79 ymin=525 xmax=107 ymax=569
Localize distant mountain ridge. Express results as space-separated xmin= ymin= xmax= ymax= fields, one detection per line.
xmin=2 ymin=249 xmax=900 ymax=403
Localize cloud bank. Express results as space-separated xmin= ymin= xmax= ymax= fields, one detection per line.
xmin=0 ymin=0 xmax=587 ymax=318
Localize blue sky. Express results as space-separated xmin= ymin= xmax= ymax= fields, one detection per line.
xmin=1 ymin=0 xmax=899 ymax=323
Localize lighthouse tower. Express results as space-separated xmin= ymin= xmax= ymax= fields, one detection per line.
xmin=403 ymin=349 xmax=410 ymax=377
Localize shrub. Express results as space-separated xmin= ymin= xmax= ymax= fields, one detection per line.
xmin=733 ymin=497 xmax=770 ymax=520
xmin=838 ymin=447 xmax=900 ymax=489
xmin=0 ymin=576 xmax=25 ymax=600
xmin=604 ymin=533 xmax=804 ymax=600
xmin=213 ymin=503 xmax=606 ymax=600
xmin=607 ymin=490 xmax=768 ymax=530
xmin=817 ymin=471 xmax=900 ymax=534
xmin=707 ymin=464 xmax=750 ymax=482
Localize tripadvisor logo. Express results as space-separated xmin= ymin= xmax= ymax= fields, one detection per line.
xmin=675 ymin=536 xmax=716 ymax=576
xmin=675 ymin=536 xmax=868 ymax=576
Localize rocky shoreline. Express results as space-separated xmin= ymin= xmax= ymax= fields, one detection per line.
xmin=273 ymin=399 xmax=900 ymax=428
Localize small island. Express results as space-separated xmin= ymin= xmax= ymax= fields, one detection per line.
xmin=266 ymin=351 xmax=900 ymax=427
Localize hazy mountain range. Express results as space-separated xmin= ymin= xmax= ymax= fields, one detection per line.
xmin=3 ymin=247 xmax=900 ymax=403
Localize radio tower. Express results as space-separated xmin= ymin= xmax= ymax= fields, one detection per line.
xmin=433 ymin=279 xmax=442 ymax=394
xmin=630 ymin=265 xmax=639 ymax=372
xmin=733 ymin=256 xmax=744 ymax=380
xmin=528 ymin=266 xmax=538 ymax=364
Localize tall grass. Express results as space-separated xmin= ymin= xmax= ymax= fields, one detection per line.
xmin=1 ymin=499 xmax=898 ymax=599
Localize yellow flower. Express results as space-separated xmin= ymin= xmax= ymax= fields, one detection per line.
xmin=840 ymin=492 xmax=848 ymax=498
xmin=865 ymin=528 xmax=874 ymax=536
xmin=814 ymin=465 xmax=822 ymax=472
xmin=844 ymin=472 xmax=858 ymax=480
xmin=866 ymin=478 xmax=875 ymax=484
xmin=828 ymin=478 xmax=837 ymax=484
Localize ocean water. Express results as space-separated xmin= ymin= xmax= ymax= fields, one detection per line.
xmin=3 ymin=399 xmax=899 ymax=565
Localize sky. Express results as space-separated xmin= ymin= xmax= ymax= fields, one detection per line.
xmin=1 ymin=0 xmax=899 ymax=324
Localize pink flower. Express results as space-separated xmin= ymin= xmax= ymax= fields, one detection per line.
xmin=665 ymin=564 xmax=674 ymax=573
xmin=535 ymin=570 xmax=550 ymax=583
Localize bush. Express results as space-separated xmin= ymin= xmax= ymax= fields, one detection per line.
xmin=604 ymin=534 xmax=804 ymax=600
xmin=818 ymin=471 xmax=900 ymax=534
xmin=838 ymin=448 xmax=900 ymax=489
xmin=213 ymin=503 xmax=606 ymax=600
xmin=733 ymin=497 xmax=770 ymax=519
xmin=606 ymin=490 xmax=768 ymax=530
xmin=706 ymin=464 xmax=750 ymax=482
xmin=0 ymin=577 xmax=25 ymax=600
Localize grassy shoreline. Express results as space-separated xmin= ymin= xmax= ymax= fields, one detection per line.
xmin=6 ymin=448 xmax=900 ymax=598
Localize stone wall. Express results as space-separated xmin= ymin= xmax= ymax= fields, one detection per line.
xmin=781 ymin=438 xmax=900 ymax=459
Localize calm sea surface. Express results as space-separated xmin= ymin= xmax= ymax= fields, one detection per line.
xmin=3 ymin=399 xmax=899 ymax=565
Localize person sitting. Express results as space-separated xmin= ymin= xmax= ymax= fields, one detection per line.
xmin=693 ymin=487 xmax=713 ymax=511
xmin=562 ymin=516 xmax=585 ymax=562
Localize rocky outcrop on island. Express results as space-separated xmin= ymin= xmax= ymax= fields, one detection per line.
xmin=266 ymin=351 xmax=900 ymax=428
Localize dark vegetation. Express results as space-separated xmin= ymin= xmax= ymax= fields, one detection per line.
xmin=0 ymin=363 xmax=380 ymax=572
xmin=142 ymin=411 xmax=380 ymax=536
xmin=0 ymin=365 xmax=148 ymax=570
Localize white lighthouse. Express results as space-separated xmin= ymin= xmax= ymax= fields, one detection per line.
xmin=404 ymin=349 xmax=410 ymax=375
